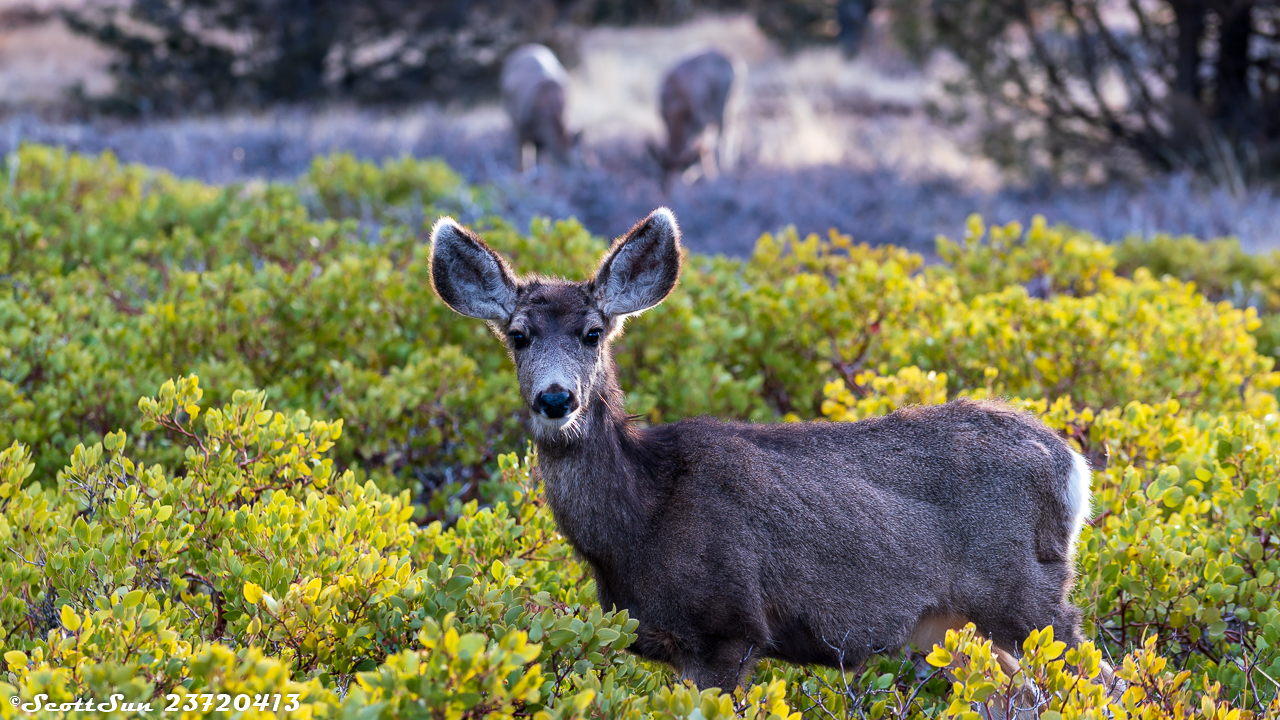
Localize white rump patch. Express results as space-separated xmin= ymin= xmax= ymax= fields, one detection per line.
xmin=1065 ymin=450 xmax=1092 ymax=554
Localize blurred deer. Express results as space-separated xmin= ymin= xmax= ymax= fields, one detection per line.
xmin=430 ymin=207 xmax=1112 ymax=698
xmin=501 ymin=44 xmax=577 ymax=171
xmin=651 ymin=50 xmax=742 ymax=188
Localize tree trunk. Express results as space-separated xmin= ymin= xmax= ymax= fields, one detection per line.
xmin=1168 ymin=0 xmax=1207 ymax=100
xmin=837 ymin=0 xmax=874 ymax=56
xmin=1214 ymin=0 xmax=1254 ymax=133
xmin=261 ymin=0 xmax=341 ymax=102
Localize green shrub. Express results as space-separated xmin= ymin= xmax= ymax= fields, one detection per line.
xmin=936 ymin=214 xmax=1117 ymax=299
xmin=2 ymin=145 xmax=1280 ymax=718
xmin=1114 ymin=232 xmax=1280 ymax=359
xmin=303 ymin=153 xmax=470 ymax=223
xmin=0 ymin=380 xmax=805 ymax=718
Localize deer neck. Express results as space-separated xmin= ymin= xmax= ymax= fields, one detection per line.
xmin=532 ymin=360 xmax=653 ymax=563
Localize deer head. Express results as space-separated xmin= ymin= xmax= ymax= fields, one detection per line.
xmin=429 ymin=209 xmax=683 ymax=440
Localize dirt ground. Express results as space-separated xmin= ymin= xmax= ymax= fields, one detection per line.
xmin=2 ymin=9 xmax=1278 ymax=255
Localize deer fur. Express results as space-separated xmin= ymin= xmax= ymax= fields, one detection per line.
xmin=501 ymin=44 xmax=575 ymax=171
xmin=652 ymin=50 xmax=740 ymax=187
xmin=429 ymin=208 xmax=1097 ymax=691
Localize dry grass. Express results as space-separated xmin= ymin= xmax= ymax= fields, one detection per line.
xmin=2 ymin=10 xmax=1279 ymax=254
xmin=0 ymin=0 xmax=112 ymax=106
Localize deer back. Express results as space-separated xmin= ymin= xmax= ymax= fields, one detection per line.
xmin=659 ymin=50 xmax=736 ymax=164
xmin=501 ymin=44 xmax=571 ymax=157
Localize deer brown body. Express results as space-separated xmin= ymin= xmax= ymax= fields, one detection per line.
xmin=655 ymin=50 xmax=738 ymax=186
xmin=429 ymin=208 xmax=1094 ymax=690
xmin=501 ymin=44 xmax=573 ymax=171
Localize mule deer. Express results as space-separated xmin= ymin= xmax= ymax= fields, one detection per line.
xmin=429 ymin=208 xmax=1098 ymax=692
xmin=652 ymin=50 xmax=740 ymax=188
xmin=501 ymin=44 xmax=576 ymax=171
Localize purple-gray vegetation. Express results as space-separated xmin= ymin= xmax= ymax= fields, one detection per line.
xmin=4 ymin=108 xmax=1279 ymax=256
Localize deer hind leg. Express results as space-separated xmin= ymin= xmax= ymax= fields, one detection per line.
xmin=910 ymin=614 xmax=1039 ymax=720
xmin=1098 ymin=660 xmax=1125 ymax=700
xmin=908 ymin=612 xmax=969 ymax=654
xmin=681 ymin=639 xmax=759 ymax=691
xmin=1030 ymin=604 xmax=1122 ymax=698
xmin=992 ymin=646 xmax=1045 ymax=720
xmin=979 ymin=598 xmax=1119 ymax=717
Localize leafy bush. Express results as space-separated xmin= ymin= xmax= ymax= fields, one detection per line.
xmin=1 ymin=145 xmax=1279 ymax=718
xmin=1114 ymin=234 xmax=1280 ymax=359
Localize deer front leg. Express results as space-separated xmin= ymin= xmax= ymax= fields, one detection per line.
xmin=680 ymin=161 xmax=704 ymax=186
xmin=699 ymin=127 xmax=720 ymax=181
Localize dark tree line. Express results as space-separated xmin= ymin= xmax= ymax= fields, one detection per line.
xmin=63 ymin=0 xmax=579 ymax=113
xmin=893 ymin=0 xmax=1280 ymax=181
xmin=73 ymin=0 xmax=1275 ymax=182
xmin=64 ymin=0 xmax=874 ymax=115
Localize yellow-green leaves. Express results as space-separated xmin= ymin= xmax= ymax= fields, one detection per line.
xmin=349 ymin=616 xmax=546 ymax=719
xmin=926 ymin=646 xmax=954 ymax=668
xmin=3 ymin=146 xmax=1280 ymax=719
xmin=102 ymin=430 xmax=126 ymax=453
xmin=1021 ymin=625 xmax=1066 ymax=662
xmin=822 ymin=367 xmax=949 ymax=422
xmin=59 ymin=604 xmax=81 ymax=632
xmin=3 ymin=650 xmax=27 ymax=670
xmin=0 ymin=442 xmax=35 ymax=501
xmin=646 ymin=679 xmax=801 ymax=720
xmin=243 ymin=582 xmax=263 ymax=605
xmin=937 ymin=213 xmax=1117 ymax=299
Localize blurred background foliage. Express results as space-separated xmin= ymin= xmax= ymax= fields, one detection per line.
xmin=886 ymin=0 xmax=1280 ymax=183
xmin=57 ymin=0 xmax=1280 ymax=185
xmin=61 ymin=0 xmax=875 ymax=114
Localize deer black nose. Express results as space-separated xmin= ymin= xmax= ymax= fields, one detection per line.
xmin=537 ymin=390 xmax=576 ymax=419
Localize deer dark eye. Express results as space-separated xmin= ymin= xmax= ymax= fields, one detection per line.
xmin=584 ymin=328 xmax=602 ymax=346
xmin=509 ymin=331 xmax=530 ymax=349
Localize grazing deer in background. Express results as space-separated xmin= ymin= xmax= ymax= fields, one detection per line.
xmin=429 ymin=208 xmax=1102 ymax=693
xmin=501 ymin=44 xmax=576 ymax=171
xmin=652 ymin=50 xmax=741 ymax=188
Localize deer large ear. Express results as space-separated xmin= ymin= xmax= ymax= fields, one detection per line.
xmin=592 ymin=208 xmax=683 ymax=317
xmin=430 ymin=218 xmax=519 ymax=323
